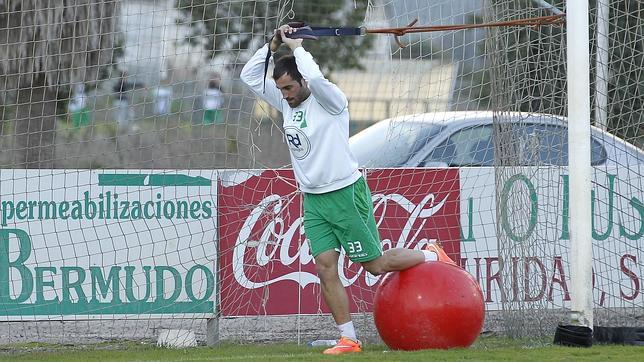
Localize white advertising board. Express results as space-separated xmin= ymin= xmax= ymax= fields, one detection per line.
xmin=0 ymin=170 xmax=218 ymax=320
xmin=459 ymin=167 xmax=642 ymax=310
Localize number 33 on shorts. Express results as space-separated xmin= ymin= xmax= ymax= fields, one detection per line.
xmin=346 ymin=240 xmax=363 ymax=254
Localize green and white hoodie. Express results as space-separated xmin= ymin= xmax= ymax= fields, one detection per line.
xmin=240 ymin=44 xmax=361 ymax=194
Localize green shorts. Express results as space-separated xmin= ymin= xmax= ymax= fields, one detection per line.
xmin=303 ymin=177 xmax=383 ymax=262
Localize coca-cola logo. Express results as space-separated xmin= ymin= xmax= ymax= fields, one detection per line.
xmin=232 ymin=192 xmax=450 ymax=289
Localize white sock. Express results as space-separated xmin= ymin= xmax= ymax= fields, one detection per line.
xmin=338 ymin=321 xmax=357 ymax=340
xmin=422 ymin=250 xmax=438 ymax=262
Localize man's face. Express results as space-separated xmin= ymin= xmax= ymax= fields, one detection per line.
xmin=275 ymin=73 xmax=310 ymax=108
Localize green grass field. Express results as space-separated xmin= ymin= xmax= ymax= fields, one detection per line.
xmin=1 ymin=337 xmax=641 ymax=361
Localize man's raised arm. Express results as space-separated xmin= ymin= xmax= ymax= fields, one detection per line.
xmin=293 ymin=47 xmax=347 ymax=116
xmin=240 ymin=44 xmax=283 ymax=111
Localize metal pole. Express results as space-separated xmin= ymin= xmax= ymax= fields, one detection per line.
xmin=595 ymin=0 xmax=610 ymax=130
xmin=566 ymin=0 xmax=593 ymax=331
xmin=530 ymin=0 xmax=564 ymax=15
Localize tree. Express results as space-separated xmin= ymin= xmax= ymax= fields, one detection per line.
xmin=0 ymin=1 xmax=119 ymax=168
xmin=175 ymin=0 xmax=372 ymax=73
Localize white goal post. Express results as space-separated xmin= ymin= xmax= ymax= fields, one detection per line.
xmin=564 ymin=0 xmax=594 ymax=338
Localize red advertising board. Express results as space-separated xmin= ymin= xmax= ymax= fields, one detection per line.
xmin=218 ymin=169 xmax=460 ymax=316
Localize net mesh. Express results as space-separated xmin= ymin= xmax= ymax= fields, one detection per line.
xmin=487 ymin=0 xmax=643 ymax=338
xmin=0 ymin=0 xmax=642 ymax=346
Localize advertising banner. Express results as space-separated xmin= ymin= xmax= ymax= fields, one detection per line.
xmin=218 ymin=169 xmax=460 ymax=316
xmin=3 ymin=167 xmax=638 ymax=319
xmin=0 ymin=170 xmax=217 ymax=319
xmin=459 ymin=168 xmax=642 ymax=309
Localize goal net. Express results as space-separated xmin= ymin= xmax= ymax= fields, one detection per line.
xmin=485 ymin=0 xmax=643 ymax=339
xmin=0 ymin=0 xmax=641 ymax=347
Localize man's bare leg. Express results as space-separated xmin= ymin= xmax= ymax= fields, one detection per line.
xmin=315 ymin=249 xmax=351 ymax=325
xmin=314 ymin=248 xmax=434 ymax=328
xmin=361 ymin=248 xmax=434 ymax=276
xmin=315 ymin=249 xmax=363 ymax=354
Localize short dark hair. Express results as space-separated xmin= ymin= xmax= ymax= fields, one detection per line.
xmin=273 ymin=55 xmax=303 ymax=84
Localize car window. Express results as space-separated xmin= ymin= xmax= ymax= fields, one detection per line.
xmin=423 ymin=125 xmax=494 ymax=166
xmin=421 ymin=122 xmax=608 ymax=166
xmin=515 ymin=124 xmax=567 ymax=165
xmin=515 ymin=124 xmax=607 ymax=165
xmin=350 ymin=120 xmax=445 ymax=167
xmin=590 ymin=137 xmax=608 ymax=165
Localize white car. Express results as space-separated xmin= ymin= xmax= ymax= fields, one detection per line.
xmin=349 ymin=111 xmax=644 ymax=168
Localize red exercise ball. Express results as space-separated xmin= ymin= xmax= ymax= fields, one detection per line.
xmin=373 ymin=261 xmax=485 ymax=350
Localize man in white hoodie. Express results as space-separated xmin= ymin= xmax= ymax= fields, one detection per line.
xmin=240 ymin=24 xmax=455 ymax=355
